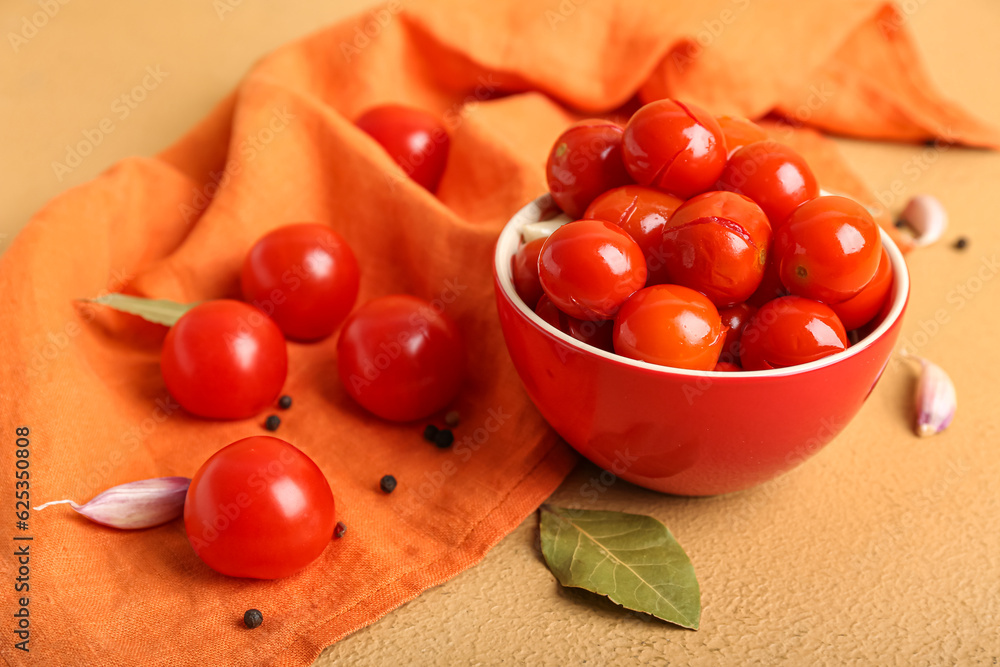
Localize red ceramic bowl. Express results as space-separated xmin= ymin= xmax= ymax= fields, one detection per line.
xmin=494 ymin=194 xmax=909 ymax=496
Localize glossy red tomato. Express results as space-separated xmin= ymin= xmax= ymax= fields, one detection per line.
xmin=829 ymin=248 xmax=893 ymax=331
xmin=538 ymin=220 xmax=647 ymax=320
xmin=739 ymin=296 xmax=848 ymax=370
xmin=184 ymin=436 xmax=336 ymax=579
xmin=535 ymin=294 xmax=614 ymax=352
xmin=161 ymin=300 xmax=287 ymax=420
xmin=241 ymin=223 xmax=360 ymax=342
xmin=660 ymin=191 xmax=772 ymax=307
xmin=718 ymin=302 xmax=757 ymax=365
xmin=356 ymin=105 xmax=450 ymax=192
xmin=716 ymin=116 xmax=768 ymax=158
xmin=337 ymin=295 xmax=464 ymax=422
xmin=717 ymin=140 xmax=819 ymax=227
xmin=511 ymin=238 xmax=546 ymax=309
xmin=583 ymin=185 xmax=683 ymax=285
xmin=546 ymin=120 xmax=632 ymax=218
xmin=613 ymin=285 xmax=725 ymax=370
xmin=775 ymin=196 xmax=882 ymax=304
xmin=621 ymin=99 xmax=728 ymax=198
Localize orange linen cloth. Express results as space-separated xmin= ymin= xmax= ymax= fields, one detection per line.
xmin=0 ymin=1 xmax=995 ymax=665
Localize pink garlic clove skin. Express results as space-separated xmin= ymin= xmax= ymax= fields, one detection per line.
xmin=910 ymin=355 xmax=957 ymax=437
xmin=899 ymin=195 xmax=948 ymax=248
xmin=34 ymin=476 xmax=191 ymax=529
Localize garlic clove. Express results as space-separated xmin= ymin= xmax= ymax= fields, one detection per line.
xmin=903 ymin=353 xmax=956 ymax=437
xmin=898 ymin=195 xmax=948 ymax=248
xmin=34 ymin=476 xmax=191 ymax=529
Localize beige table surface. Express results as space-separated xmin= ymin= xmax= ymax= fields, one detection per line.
xmin=3 ymin=1 xmax=1000 ymax=664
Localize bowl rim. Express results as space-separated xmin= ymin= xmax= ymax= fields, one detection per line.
xmin=494 ymin=192 xmax=910 ymax=379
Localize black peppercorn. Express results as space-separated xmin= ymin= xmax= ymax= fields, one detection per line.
xmin=444 ymin=410 xmax=460 ymax=427
xmin=954 ymin=237 xmax=968 ymax=250
xmin=423 ymin=424 xmax=439 ymax=443
xmin=278 ymin=395 xmax=292 ymax=409
xmin=433 ymin=428 xmax=454 ymax=449
xmin=334 ymin=521 xmax=346 ymax=539
xmin=264 ymin=415 xmax=281 ymax=431
xmin=244 ymin=609 xmax=263 ymax=629
xmin=380 ymin=475 xmax=397 ymax=493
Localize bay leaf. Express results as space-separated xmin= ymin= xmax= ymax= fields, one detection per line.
xmin=539 ymin=504 xmax=701 ymax=629
xmin=80 ymin=293 xmax=198 ymax=326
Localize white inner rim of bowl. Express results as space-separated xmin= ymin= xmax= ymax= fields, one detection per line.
xmin=494 ymin=193 xmax=910 ymax=378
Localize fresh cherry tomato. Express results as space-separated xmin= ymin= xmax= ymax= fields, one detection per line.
xmin=659 ymin=191 xmax=772 ymax=307
xmin=716 ymin=116 xmax=768 ymax=157
xmin=538 ymin=220 xmax=647 ymax=320
xmin=184 ymin=436 xmax=336 ymax=579
xmin=829 ymin=248 xmax=893 ymax=331
xmin=717 ymin=140 xmax=819 ymax=227
xmin=241 ymin=223 xmax=360 ymax=342
xmin=621 ymin=99 xmax=728 ymax=198
xmin=739 ymin=296 xmax=848 ymax=370
xmin=774 ymin=196 xmax=882 ymax=304
xmin=713 ymin=361 xmax=742 ymax=372
xmin=718 ymin=302 xmax=757 ymax=365
xmin=511 ymin=238 xmax=546 ymax=309
xmin=161 ymin=300 xmax=287 ymax=420
xmin=546 ymin=120 xmax=632 ymax=218
xmin=337 ymin=295 xmax=463 ymax=422
xmin=613 ymin=284 xmax=725 ymax=370
xmin=534 ymin=294 xmax=614 ymax=352
xmin=356 ymin=105 xmax=450 ymax=192
xmin=583 ymin=185 xmax=683 ymax=285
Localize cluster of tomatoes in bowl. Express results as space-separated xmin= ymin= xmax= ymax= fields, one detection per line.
xmin=512 ymin=99 xmax=893 ymax=372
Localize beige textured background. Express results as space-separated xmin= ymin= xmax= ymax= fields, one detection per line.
xmin=3 ymin=1 xmax=999 ymax=664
